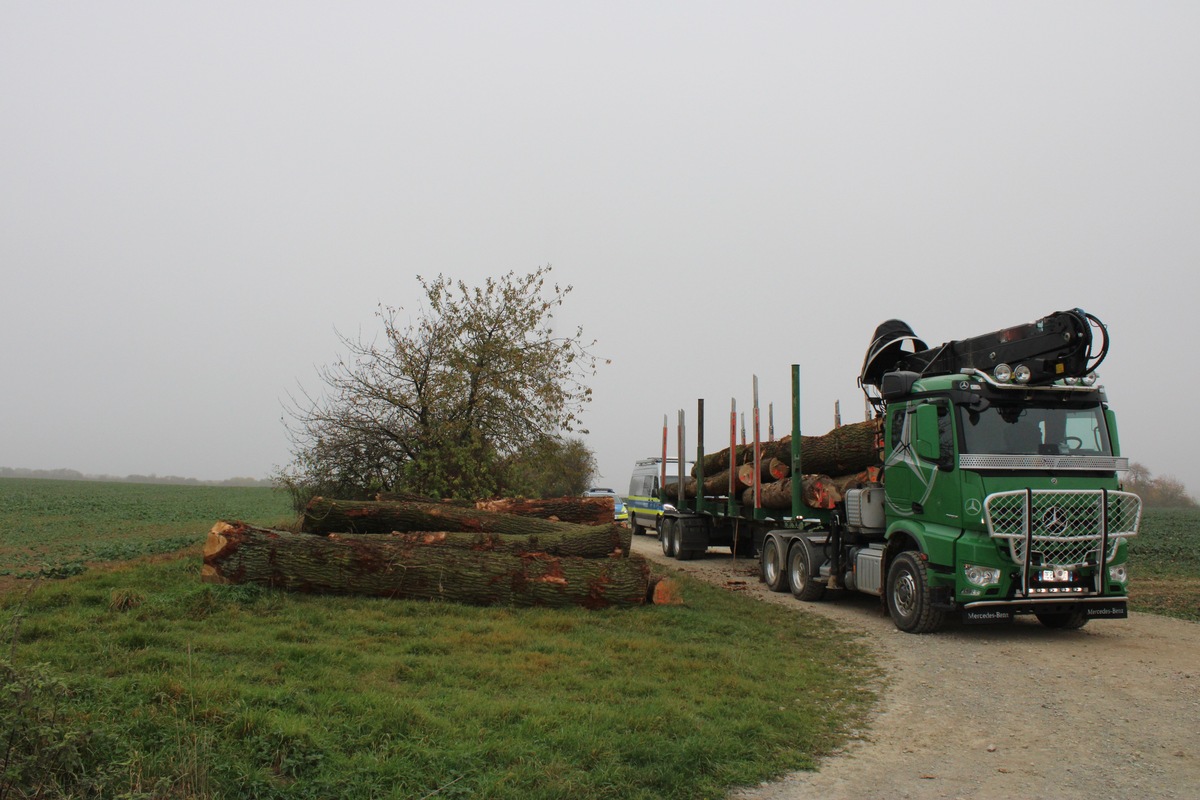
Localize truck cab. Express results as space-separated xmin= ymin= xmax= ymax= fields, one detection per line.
xmin=867 ymin=364 xmax=1139 ymax=631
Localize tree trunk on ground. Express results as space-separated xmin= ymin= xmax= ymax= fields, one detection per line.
xmin=375 ymin=491 xmax=473 ymax=507
xmin=202 ymin=522 xmax=658 ymax=608
xmin=473 ymin=496 xmax=613 ymax=526
xmin=325 ymin=527 xmax=631 ymax=559
xmin=694 ymin=420 xmax=882 ymax=479
xmin=302 ymin=498 xmax=625 ymax=550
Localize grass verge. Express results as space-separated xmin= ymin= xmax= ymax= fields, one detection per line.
xmin=2 ymin=551 xmax=877 ymax=799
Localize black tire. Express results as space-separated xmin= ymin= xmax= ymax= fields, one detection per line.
xmin=672 ymin=519 xmax=691 ymax=560
xmin=660 ymin=517 xmax=677 ymax=558
xmin=1035 ymin=611 xmax=1089 ymax=630
xmin=788 ymin=539 xmax=826 ymax=601
xmin=886 ymin=552 xmax=946 ymax=634
xmin=761 ymin=536 xmax=788 ymax=592
xmin=629 ymin=513 xmax=643 ymax=536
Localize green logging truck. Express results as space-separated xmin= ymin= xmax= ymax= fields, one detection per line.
xmin=655 ymin=309 xmax=1140 ymax=633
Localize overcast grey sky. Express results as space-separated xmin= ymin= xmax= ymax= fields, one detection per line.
xmin=2 ymin=2 xmax=1197 ymax=496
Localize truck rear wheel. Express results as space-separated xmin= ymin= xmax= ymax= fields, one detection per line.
xmin=886 ymin=552 xmax=946 ymax=634
xmin=788 ymin=539 xmax=826 ymax=602
xmin=761 ymin=536 xmax=788 ymax=592
xmin=660 ymin=517 xmax=677 ymax=558
xmin=1035 ymin=610 xmax=1089 ymax=630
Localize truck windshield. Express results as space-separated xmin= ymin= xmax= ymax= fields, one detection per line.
xmin=958 ymin=402 xmax=1112 ymax=456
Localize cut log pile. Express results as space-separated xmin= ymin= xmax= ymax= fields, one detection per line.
xmin=685 ymin=419 xmax=884 ymax=510
xmin=202 ymin=495 xmax=680 ymax=609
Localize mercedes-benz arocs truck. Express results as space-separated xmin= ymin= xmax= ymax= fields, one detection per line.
xmin=656 ymin=309 xmax=1141 ymax=633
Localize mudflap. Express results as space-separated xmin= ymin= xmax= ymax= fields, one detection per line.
xmin=930 ymin=584 xmax=955 ymax=611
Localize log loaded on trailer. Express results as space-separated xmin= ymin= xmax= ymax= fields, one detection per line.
xmin=656 ymin=309 xmax=1141 ymax=633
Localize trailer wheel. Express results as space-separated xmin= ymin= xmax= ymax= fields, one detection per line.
xmin=1035 ymin=611 xmax=1089 ymax=630
xmin=761 ymin=536 xmax=788 ymax=592
xmin=660 ymin=517 xmax=677 ymax=557
xmin=788 ymin=539 xmax=826 ymax=602
xmin=886 ymin=552 xmax=946 ymax=634
xmin=671 ymin=519 xmax=690 ymax=560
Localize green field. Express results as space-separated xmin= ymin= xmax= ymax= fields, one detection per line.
xmin=0 ymin=479 xmax=877 ymax=799
xmin=0 ymin=478 xmax=294 ymax=582
xmin=1126 ymin=507 xmax=1200 ymax=621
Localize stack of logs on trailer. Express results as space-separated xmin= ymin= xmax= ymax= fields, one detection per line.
xmin=202 ymin=495 xmax=680 ymax=608
xmin=673 ymin=418 xmax=884 ymax=510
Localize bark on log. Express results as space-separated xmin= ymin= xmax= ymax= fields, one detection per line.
xmin=673 ymin=468 xmax=748 ymax=499
xmin=302 ymin=497 xmax=625 ymax=548
xmin=202 ymin=521 xmax=653 ymax=608
xmin=473 ymin=496 xmax=613 ymax=526
xmin=326 ymin=527 xmax=630 ymax=559
xmin=741 ymin=470 xmax=879 ymax=510
xmin=693 ymin=420 xmax=882 ymax=479
xmin=375 ymin=491 xmax=473 ymax=507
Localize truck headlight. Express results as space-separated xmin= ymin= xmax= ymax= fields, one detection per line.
xmin=1108 ymin=564 xmax=1128 ymax=583
xmin=1013 ymin=364 xmax=1032 ymax=384
xmin=964 ymin=564 xmax=1002 ymax=587
xmin=993 ymin=364 xmax=1013 ymax=383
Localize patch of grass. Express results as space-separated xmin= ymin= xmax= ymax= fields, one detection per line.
xmin=1127 ymin=508 xmax=1200 ymax=621
xmin=1 ymin=554 xmax=878 ymax=799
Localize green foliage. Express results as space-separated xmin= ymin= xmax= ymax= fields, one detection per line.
xmin=1124 ymin=463 xmax=1198 ymax=508
xmin=279 ymin=266 xmax=601 ymax=504
xmin=501 ymin=436 xmax=598 ymax=498
xmin=0 ymin=656 xmax=123 ymax=799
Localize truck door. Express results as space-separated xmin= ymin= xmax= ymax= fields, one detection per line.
xmin=884 ymin=399 xmax=960 ymax=524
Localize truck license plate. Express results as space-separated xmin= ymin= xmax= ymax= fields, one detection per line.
xmin=1040 ymin=568 xmax=1073 ymax=582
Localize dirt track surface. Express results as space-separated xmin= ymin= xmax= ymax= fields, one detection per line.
xmin=630 ymin=535 xmax=1200 ymax=800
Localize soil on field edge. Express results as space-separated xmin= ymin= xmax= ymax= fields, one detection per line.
xmin=631 ymin=535 xmax=1200 ymax=800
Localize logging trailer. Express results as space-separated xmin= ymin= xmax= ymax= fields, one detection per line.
xmin=655 ymin=309 xmax=1141 ymax=633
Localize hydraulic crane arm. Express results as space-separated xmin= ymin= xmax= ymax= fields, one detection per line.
xmin=859 ymin=309 xmax=1109 ymax=395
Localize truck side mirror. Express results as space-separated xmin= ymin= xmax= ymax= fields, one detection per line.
xmin=915 ymin=403 xmax=941 ymax=462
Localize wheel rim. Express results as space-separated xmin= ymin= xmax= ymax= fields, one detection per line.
xmin=789 ymin=549 xmax=806 ymax=591
xmin=764 ymin=541 xmax=780 ymax=585
xmin=893 ymin=568 xmax=917 ymax=618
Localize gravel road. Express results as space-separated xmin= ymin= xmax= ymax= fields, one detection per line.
xmin=630 ymin=534 xmax=1200 ymax=800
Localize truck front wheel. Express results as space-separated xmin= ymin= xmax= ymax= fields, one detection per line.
xmin=761 ymin=536 xmax=788 ymax=592
xmin=886 ymin=552 xmax=946 ymax=634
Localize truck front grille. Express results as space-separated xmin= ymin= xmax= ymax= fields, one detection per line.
xmin=983 ymin=489 xmax=1141 ymax=569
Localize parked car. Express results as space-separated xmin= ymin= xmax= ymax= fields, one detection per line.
xmin=582 ymin=487 xmax=629 ymax=523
